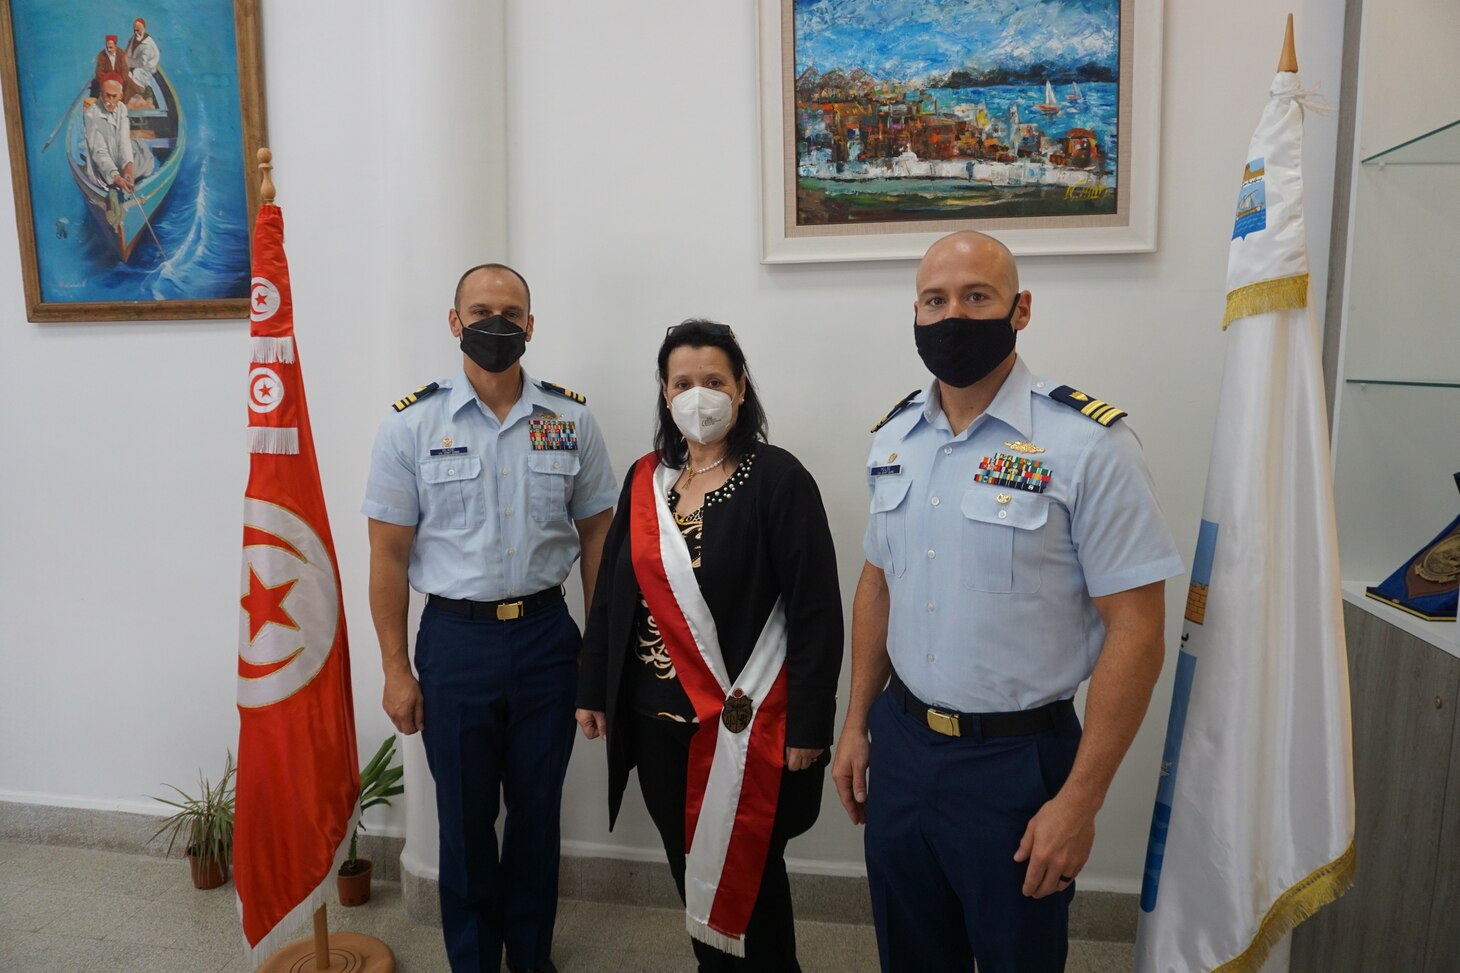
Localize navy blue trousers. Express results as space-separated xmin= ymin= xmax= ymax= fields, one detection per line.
xmin=864 ymin=688 xmax=1082 ymax=973
xmin=415 ymin=600 xmax=579 ymax=973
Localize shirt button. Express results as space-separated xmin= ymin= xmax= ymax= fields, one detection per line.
xmin=553 ymin=460 xmax=561 ymax=470
xmin=927 ymin=653 xmax=935 ymax=662
xmin=998 ymin=509 xmax=1008 ymax=520
xmin=506 ymin=548 xmax=516 ymax=556
xmin=943 ymin=446 xmax=952 ymax=455
xmin=1036 ymin=381 xmax=1046 ymax=389
xmin=926 ymin=602 xmax=935 ymax=612
xmin=504 ymin=507 xmax=513 ymax=516
xmin=927 ymin=549 xmax=936 ymax=559
xmin=500 ymin=468 xmax=509 ymax=476
xmin=930 ymin=496 xmax=940 ymax=507
xmin=446 ymin=468 xmax=455 ymax=476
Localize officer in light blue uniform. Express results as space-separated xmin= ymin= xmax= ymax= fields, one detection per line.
xmin=832 ymin=233 xmax=1183 ymax=973
xmin=364 ymin=263 xmax=616 ymax=973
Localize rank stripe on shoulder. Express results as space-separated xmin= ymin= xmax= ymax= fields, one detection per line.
xmin=871 ymin=389 xmax=921 ymax=434
xmin=538 ymin=380 xmax=586 ymax=404
xmin=1050 ymin=385 xmax=1127 ymax=426
xmin=392 ymin=382 xmax=440 ymax=412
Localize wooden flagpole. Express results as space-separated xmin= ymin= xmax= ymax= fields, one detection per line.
xmin=1278 ymin=13 xmax=1298 ymax=73
xmin=252 ymin=146 xmax=395 ymax=973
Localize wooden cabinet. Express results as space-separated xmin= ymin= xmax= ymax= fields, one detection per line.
xmin=1291 ymin=603 xmax=1460 ymax=972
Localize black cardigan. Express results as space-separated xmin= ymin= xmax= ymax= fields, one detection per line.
xmin=576 ymin=443 xmax=844 ymax=828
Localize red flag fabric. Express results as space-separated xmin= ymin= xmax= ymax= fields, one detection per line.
xmin=235 ymin=204 xmax=359 ymax=961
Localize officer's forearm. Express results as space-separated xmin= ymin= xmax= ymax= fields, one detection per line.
xmin=367 ymin=519 xmax=415 ymax=677
xmin=574 ymin=508 xmax=613 ymax=615
xmin=1062 ymin=581 xmax=1166 ymax=812
xmin=845 ymin=560 xmax=892 ymax=734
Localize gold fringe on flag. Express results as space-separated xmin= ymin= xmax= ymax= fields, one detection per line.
xmin=1212 ymin=840 xmax=1356 ymax=973
xmin=1222 ymin=273 xmax=1310 ymax=330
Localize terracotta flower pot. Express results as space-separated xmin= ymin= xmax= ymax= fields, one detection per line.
xmin=337 ymin=858 xmax=373 ymax=906
xmin=188 ymin=850 xmax=228 ymax=890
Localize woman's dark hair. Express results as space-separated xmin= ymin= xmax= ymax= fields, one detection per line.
xmin=653 ymin=319 xmax=768 ymax=469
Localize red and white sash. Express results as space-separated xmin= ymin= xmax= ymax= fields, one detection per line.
xmin=629 ymin=454 xmax=788 ymax=957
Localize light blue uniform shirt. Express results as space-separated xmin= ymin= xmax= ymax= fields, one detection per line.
xmin=363 ymin=369 xmax=617 ymax=601
xmin=863 ymin=357 xmax=1184 ymax=713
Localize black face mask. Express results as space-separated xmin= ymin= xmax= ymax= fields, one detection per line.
xmin=459 ymin=314 xmax=526 ymax=373
xmin=913 ymin=297 xmax=1020 ymax=388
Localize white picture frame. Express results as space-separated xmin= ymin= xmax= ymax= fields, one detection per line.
xmin=757 ymin=0 xmax=1163 ymax=263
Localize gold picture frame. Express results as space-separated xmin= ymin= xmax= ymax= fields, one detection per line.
xmin=0 ymin=0 xmax=266 ymax=321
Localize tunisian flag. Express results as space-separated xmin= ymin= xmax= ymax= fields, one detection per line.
xmin=235 ymin=203 xmax=359 ymax=963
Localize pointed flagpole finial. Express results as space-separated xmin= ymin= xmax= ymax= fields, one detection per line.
xmin=1278 ymin=13 xmax=1298 ymax=73
xmin=257 ymin=147 xmax=275 ymax=205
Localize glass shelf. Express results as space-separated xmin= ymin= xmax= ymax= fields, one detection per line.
xmin=1361 ymin=119 xmax=1460 ymax=165
xmin=1345 ymin=378 xmax=1460 ymax=389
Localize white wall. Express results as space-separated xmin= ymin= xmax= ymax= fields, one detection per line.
xmin=507 ymin=1 xmax=1346 ymax=890
xmin=0 ymin=0 xmax=505 ymax=828
xmin=0 ymin=0 xmax=1347 ymax=896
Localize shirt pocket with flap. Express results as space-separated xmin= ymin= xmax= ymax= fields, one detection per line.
xmin=960 ymin=488 xmax=1049 ymax=593
xmin=869 ymin=474 xmax=914 ymax=578
xmin=528 ymin=452 xmax=580 ymax=522
xmin=419 ymin=456 xmax=484 ymax=530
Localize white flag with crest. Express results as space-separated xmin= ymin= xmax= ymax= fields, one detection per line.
xmin=1134 ymin=62 xmax=1355 ymax=973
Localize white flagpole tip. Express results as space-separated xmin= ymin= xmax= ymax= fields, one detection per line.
xmin=1278 ymin=13 xmax=1299 ymax=73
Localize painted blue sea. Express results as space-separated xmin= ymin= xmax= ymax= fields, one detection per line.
xmin=11 ymin=0 xmax=249 ymax=304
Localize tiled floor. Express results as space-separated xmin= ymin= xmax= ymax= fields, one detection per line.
xmin=0 ymin=842 xmax=1135 ymax=971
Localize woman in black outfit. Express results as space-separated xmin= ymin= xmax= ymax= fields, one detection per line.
xmin=575 ymin=320 xmax=843 ymax=972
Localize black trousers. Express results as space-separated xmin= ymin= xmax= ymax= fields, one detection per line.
xmin=864 ymin=689 xmax=1083 ymax=973
xmin=631 ymin=712 xmax=824 ymax=973
xmin=416 ymin=601 xmax=580 ymax=973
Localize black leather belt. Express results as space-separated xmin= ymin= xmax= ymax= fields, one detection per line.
xmin=427 ymin=586 xmax=565 ymax=622
xmin=889 ymin=671 xmax=1074 ymax=739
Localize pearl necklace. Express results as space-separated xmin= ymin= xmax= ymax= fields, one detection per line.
xmin=684 ymin=453 xmax=725 ymax=485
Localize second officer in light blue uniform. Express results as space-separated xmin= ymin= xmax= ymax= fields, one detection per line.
xmin=832 ymin=232 xmax=1184 ymax=973
xmin=364 ymin=263 xmax=616 ymax=973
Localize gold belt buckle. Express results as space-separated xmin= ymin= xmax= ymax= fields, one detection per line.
xmin=495 ymin=600 xmax=524 ymax=621
xmin=925 ymin=708 xmax=961 ymax=737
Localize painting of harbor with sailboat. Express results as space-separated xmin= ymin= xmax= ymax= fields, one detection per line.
xmin=792 ymin=0 xmax=1124 ymax=227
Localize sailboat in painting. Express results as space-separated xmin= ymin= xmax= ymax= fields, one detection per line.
xmin=1067 ymin=80 xmax=1084 ymax=103
xmin=1035 ymin=79 xmax=1061 ymax=115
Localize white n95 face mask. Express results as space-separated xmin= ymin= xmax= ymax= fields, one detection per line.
xmin=670 ymin=387 xmax=734 ymax=445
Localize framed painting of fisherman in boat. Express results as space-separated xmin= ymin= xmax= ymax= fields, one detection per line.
xmin=758 ymin=0 xmax=1161 ymax=262
xmin=0 ymin=0 xmax=264 ymax=321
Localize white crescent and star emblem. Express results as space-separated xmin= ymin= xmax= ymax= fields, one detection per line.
xmin=250 ymin=276 xmax=281 ymax=322
xmin=238 ymin=498 xmax=341 ymax=709
xmin=248 ymin=367 xmax=284 ymax=414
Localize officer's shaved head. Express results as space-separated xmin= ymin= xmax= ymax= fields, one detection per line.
xmin=917 ymin=231 xmax=1019 ymax=296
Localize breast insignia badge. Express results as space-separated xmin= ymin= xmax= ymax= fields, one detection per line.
xmin=1003 ymin=441 xmax=1045 ymax=454
xmin=721 ymin=689 xmax=753 ymax=733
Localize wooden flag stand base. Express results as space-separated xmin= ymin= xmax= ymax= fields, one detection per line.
xmin=258 ymin=905 xmax=395 ymax=973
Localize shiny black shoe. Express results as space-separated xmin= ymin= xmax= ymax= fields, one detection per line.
xmin=505 ymin=960 xmax=557 ymax=973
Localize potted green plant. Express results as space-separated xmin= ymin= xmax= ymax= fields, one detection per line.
xmin=150 ymin=751 xmax=236 ymax=890
xmin=338 ymin=734 xmax=404 ymax=906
